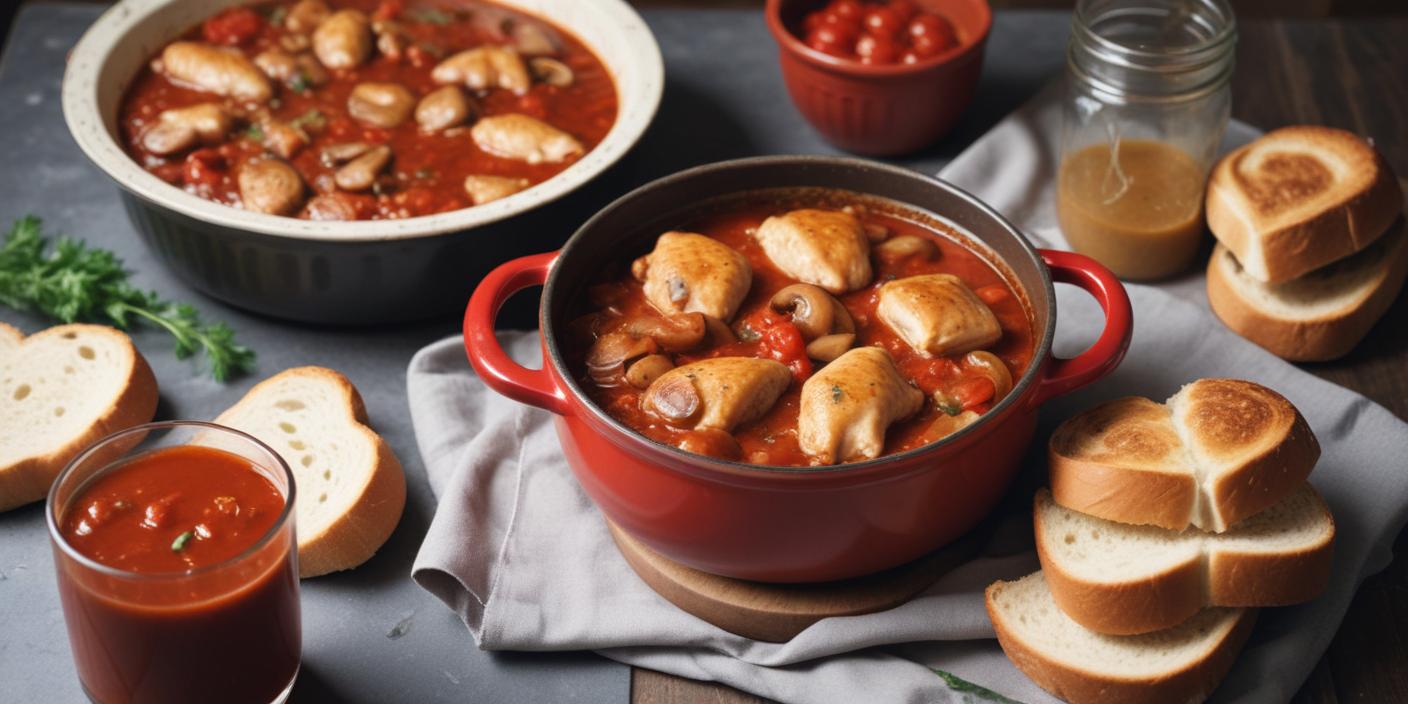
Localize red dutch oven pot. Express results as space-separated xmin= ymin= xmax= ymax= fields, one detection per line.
xmin=464 ymin=156 xmax=1131 ymax=583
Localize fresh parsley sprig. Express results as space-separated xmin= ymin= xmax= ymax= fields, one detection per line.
xmin=0 ymin=216 xmax=255 ymax=381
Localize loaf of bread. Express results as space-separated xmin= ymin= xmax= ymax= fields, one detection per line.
xmin=1207 ymin=217 xmax=1407 ymax=361
xmin=214 ymin=367 xmax=406 ymax=578
xmin=0 ymin=323 xmax=158 ymax=511
xmin=986 ymin=571 xmax=1256 ymax=704
xmin=1205 ymin=125 xmax=1402 ymax=284
xmin=1035 ymin=485 xmax=1333 ymax=635
xmin=1049 ymin=379 xmax=1319 ymax=533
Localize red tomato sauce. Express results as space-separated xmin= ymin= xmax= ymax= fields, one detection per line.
xmin=563 ymin=193 xmax=1035 ymax=467
xmin=62 ymin=445 xmax=285 ymax=572
xmin=119 ymin=0 xmax=618 ymax=220
xmin=54 ymin=445 xmax=300 ymax=704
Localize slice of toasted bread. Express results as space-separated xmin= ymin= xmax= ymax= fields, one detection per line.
xmin=1206 ymin=125 xmax=1402 ymax=284
xmin=1207 ymin=217 xmax=1408 ymax=361
xmin=1036 ymin=485 xmax=1333 ymax=635
xmin=0 ymin=324 xmax=158 ymax=512
xmin=987 ymin=572 xmax=1255 ymax=704
xmin=214 ymin=367 xmax=405 ymax=578
xmin=1049 ymin=379 xmax=1319 ymax=532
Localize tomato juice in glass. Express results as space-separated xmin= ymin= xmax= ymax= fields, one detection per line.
xmin=47 ymin=421 xmax=301 ymax=704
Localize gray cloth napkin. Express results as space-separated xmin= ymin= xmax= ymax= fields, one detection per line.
xmin=410 ymin=89 xmax=1408 ymax=703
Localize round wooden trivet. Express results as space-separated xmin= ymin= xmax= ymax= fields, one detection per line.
xmin=607 ymin=521 xmax=986 ymax=642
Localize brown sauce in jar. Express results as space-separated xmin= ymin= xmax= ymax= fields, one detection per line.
xmin=1056 ymin=140 xmax=1206 ymax=280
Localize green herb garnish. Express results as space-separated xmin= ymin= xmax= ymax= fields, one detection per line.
xmin=0 ymin=216 xmax=255 ymax=381
xmin=934 ymin=669 xmax=1023 ymax=703
xmin=289 ymin=72 xmax=311 ymax=93
xmin=411 ymin=8 xmax=453 ymax=25
xmin=171 ymin=531 xmax=194 ymax=552
xmin=266 ymin=6 xmax=288 ymax=26
xmin=290 ymin=109 xmax=325 ymax=130
xmin=244 ymin=123 xmax=265 ymax=142
xmin=831 ymin=384 xmax=843 ymax=403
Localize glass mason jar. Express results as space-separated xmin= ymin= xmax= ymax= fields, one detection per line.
xmin=47 ymin=422 xmax=301 ymax=704
xmin=1057 ymin=0 xmax=1236 ymax=280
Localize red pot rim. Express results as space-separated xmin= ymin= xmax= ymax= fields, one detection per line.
xmin=764 ymin=0 xmax=993 ymax=78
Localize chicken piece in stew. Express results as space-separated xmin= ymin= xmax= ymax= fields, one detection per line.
xmin=565 ymin=193 xmax=1036 ymax=467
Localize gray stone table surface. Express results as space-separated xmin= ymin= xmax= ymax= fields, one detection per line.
xmin=0 ymin=4 xmax=1068 ymax=702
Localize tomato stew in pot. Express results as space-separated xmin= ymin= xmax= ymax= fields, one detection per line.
xmin=119 ymin=0 xmax=618 ymax=220
xmin=563 ymin=191 xmax=1034 ymax=467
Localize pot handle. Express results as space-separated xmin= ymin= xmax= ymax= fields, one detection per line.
xmin=463 ymin=251 xmax=571 ymax=416
xmin=1030 ymin=249 xmax=1132 ymax=406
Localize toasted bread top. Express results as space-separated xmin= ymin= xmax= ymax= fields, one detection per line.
xmin=1048 ymin=397 xmax=1186 ymax=474
xmin=1169 ymin=378 xmax=1311 ymax=469
xmin=1207 ymin=125 xmax=1403 ymax=283
xmin=1049 ymin=379 xmax=1319 ymax=532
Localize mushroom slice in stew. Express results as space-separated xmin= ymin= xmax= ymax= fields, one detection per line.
xmin=768 ymin=283 xmax=854 ymax=340
xmin=237 ymin=158 xmax=305 ymax=216
xmin=416 ymin=86 xmax=477 ymax=132
xmin=641 ymin=358 xmax=791 ymax=433
xmin=754 ymin=209 xmax=873 ymax=294
xmin=798 ymin=347 xmax=924 ymax=464
xmin=156 ymin=42 xmax=272 ymax=103
xmin=312 ymin=9 xmax=373 ymax=69
xmin=431 ymin=46 xmax=532 ymax=94
xmin=284 ymin=0 xmax=331 ymax=34
xmin=632 ymin=232 xmax=753 ymax=322
xmin=463 ymin=174 xmax=530 ymax=205
xmin=469 ymin=114 xmax=583 ymax=164
xmin=140 ymin=103 xmax=231 ymax=155
xmin=876 ymin=274 xmax=1002 ymax=357
xmin=347 ymin=82 xmax=416 ymax=128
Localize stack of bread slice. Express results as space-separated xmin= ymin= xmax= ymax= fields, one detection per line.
xmin=1205 ymin=126 xmax=1406 ymax=361
xmin=987 ymin=379 xmax=1335 ymax=704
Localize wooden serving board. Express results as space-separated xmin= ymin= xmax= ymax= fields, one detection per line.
xmin=607 ymin=521 xmax=987 ymax=642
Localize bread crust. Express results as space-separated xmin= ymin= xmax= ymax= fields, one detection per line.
xmin=215 ymin=366 xmax=406 ymax=578
xmin=1206 ymin=220 xmax=1408 ymax=361
xmin=0 ymin=324 xmax=159 ymax=512
xmin=986 ymin=580 xmax=1257 ymax=704
xmin=1047 ymin=455 xmax=1194 ymax=531
xmin=1036 ymin=488 xmax=1334 ymax=635
xmin=1050 ymin=380 xmax=1319 ymax=533
xmin=1206 ymin=125 xmax=1402 ymax=284
xmin=1048 ymin=397 xmax=1196 ymax=531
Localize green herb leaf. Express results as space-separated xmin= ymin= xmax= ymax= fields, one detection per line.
xmin=831 ymin=384 xmax=843 ymax=403
xmin=0 ymin=217 xmax=255 ymax=381
xmin=933 ymin=670 xmax=1023 ymax=703
xmin=289 ymin=72 xmax=311 ymax=93
xmin=411 ymin=8 xmax=453 ymax=25
xmin=290 ymin=108 xmax=325 ymax=130
xmin=171 ymin=530 xmax=194 ymax=552
xmin=245 ymin=123 xmax=265 ymax=142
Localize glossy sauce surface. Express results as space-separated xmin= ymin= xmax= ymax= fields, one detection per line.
xmin=565 ymin=196 xmax=1035 ymax=467
xmin=62 ymin=445 xmax=284 ymax=572
xmin=120 ymin=0 xmax=618 ymax=220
